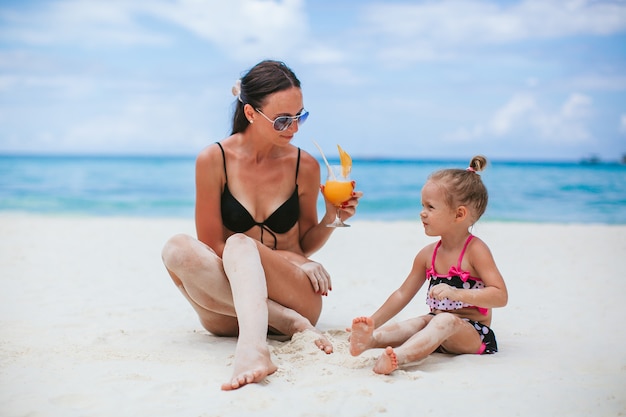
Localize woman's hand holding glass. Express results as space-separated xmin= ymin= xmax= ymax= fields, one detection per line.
xmin=322 ymin=165 xmax=361 ymax=227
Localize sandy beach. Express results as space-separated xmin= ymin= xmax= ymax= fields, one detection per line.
xmin=1 ymin=214 xmax=625 ymax=416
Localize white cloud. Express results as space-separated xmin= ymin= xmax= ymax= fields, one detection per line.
xmin=0 ymin=0 xmax=309 ymax=60
xmin=0 ymin=74 xmax=96 ymax=97
xmin=532 ymin=93 xmax=592 ymax=142
xmin=444 ymin=125 xmax=486 ymax=142
xmin=444 ymin=92 xmax=593 ymax=144
xmin=360 ymin=0 xmax=626 ymax=63
xmin=570 ymin=74 xmax=626 ymax=92
xmin=365 ymin=0 xmax=626 ymax=42
xmin=146 ymin=0 xmax=309 ymax=61
xmin=489 ymin=93 xmax=536 ymax=136
xmin=297 ymin=42 xmax=345 ymax=65
xmin=0 ymin=1 xmax=172 ymax=46
xmin=58 ymin=93 xmax=213 ymax=154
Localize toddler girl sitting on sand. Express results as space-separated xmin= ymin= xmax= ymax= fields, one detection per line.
xmin=349 ymin=155 xmax=508 ymax=374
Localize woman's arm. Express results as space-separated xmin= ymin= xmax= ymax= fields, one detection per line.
xmin=195 ymin=144 xmax=228 ymax=257
xmin=297 ymin=152 xmax=335 ymax=256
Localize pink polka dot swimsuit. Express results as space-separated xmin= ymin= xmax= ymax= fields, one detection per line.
xmin=426 ymin=235 xmax=488 ymax=315
xmin=426 ymin=235 xmax=498 ymax=354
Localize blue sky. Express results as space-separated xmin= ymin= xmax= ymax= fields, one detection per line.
xmin=1 ymin=0 xmax=625 ymax=161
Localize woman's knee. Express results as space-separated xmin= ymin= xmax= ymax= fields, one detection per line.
xmin=223 ymin=233 xmax=257 ymax=262
xmin=224 ymin=233 xmax=254 ymax=249
xmin=161 ymin=233 xmax=195 ymax=270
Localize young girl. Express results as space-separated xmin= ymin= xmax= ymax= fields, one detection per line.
xmin=349 ymin=155 xmax=508 ymax=375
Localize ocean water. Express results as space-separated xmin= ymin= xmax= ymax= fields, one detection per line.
xmin=1 ymin=155 xmax=625 ymax=224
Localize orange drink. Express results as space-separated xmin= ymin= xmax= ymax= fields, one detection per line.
xmin=323 ymin=164 xmax=353 ymax=227
xmin=324 ymin=180 xmax=353 ymax=205
xmin=311 ymin=140 xmax=354 ymax=227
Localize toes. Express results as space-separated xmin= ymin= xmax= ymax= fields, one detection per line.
xmin=315 ymin=338 xmax=334 ymax=354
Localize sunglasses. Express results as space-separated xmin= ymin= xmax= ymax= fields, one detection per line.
xmin=255 ymin=108 xmax=309 ymax=131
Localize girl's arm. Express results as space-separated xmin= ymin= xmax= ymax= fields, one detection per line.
xmin=370 ymin=246 xmax=430 ymax=328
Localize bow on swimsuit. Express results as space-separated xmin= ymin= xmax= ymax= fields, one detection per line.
xmin=216 ymin=142 xmax=300 ymax=249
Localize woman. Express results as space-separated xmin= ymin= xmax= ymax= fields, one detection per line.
xmin=161 ymin=60 xmax=362 ymax=390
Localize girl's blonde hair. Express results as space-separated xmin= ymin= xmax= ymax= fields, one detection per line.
xmin=428 ymin=155 xmax=489 ymax=222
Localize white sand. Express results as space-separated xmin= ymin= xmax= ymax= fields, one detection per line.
xmin=1 ymin=214 xmax=625 ymax=416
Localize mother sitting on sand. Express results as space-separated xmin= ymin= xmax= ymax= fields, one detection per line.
xmin=161 ymin=60 xmax=362 ymax=390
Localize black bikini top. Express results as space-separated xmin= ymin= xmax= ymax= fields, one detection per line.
xmin=216 ymin=142 xmax=300 ymax=249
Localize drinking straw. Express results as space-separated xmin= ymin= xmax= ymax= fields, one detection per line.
xmin=311 ymin=139 xmax=336 ymax=180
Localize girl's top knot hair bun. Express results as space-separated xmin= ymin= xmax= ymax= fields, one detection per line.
xmin=468 ymin=155 xmax=488 ymax=173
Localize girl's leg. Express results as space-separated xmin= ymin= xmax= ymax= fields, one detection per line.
xmin=373 ymin=313 xmax=483 ymax=375
xmin=350 ymin=315 xmax=433 ymax=356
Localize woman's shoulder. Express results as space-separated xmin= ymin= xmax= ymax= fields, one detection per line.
xmin=195 ymin=142 xmax=231 ymax=178
xmin=197 ymin=135 xmax=241 ymax=161
xmin=196 ymin=144 xmax=217 ymax=164
xmin=296 ymin=148 xmax=321 ymax=174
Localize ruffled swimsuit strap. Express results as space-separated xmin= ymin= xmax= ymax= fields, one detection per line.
xmin=427 ymin=240 xmax=443 ymax=277
xmin=457 ymin=234 xmax=474 ymax=269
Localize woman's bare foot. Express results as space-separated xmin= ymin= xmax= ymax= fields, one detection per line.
xmin=270 ymin=304 xmax=333 ymax=354
xmin=349 ymin=316 xmax=376 ymax=356
xmin=373 ymin=346 xmax=399 ymax=375
xmin=309 ymin=328 xmax=333 ymax=354
xmin=221 ymin=343 xmax=278 ymax=390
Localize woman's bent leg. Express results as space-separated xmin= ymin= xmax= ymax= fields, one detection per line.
xmin=161 ymin=233 xmax=239 ymax=336
xmin=256 ymin=242 xmax=332 ymax=352
xmin=162 ymin=233 xmax=331 ymax=386
xmin=220 ymin=234 xmax=277 ymax=390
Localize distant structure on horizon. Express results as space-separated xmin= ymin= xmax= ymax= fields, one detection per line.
xmin=580 ymin=154 xmax=601 ymax=165
xmin=580 ymin=154 xmax=626 ymax=165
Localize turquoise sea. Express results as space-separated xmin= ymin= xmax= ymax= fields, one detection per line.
xmin=1 ymin=154 xmax=625 ymax=224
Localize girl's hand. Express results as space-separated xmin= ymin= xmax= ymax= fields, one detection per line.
xmin=300 ymin=261 xmax=332 ymax=295
xmin=429 ymin=283 xmax=458 ymax=300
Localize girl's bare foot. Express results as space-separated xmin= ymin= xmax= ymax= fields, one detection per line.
xmin=221 ymin=343 xmax=277 ymax=390
xmin=373 ymin=346 xmax=399 ymax=375
xmin=349 ymin=316 xmax=375 ymax=356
